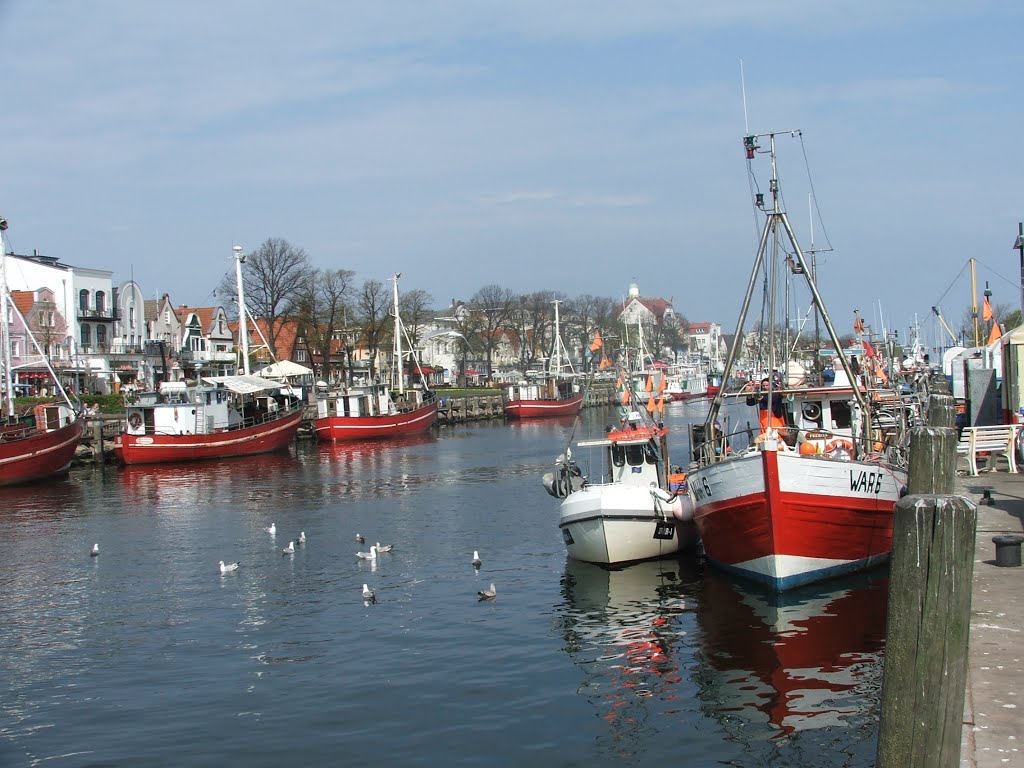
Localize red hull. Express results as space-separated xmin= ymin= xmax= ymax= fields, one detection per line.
xmin=113 ymin=407 xmax=303 ymax=465
xmin=0 ymin=418 xmax=84 ymax=486
xmin=313 ymin=401 xmax=437 ymax=441
xmin=706 ymin=384 xmax=720 ymax=398
xmin=504 ymin=393 xmax=584 ymax=419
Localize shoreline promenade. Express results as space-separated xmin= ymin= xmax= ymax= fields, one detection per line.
xmin=957 ymin=471 xmax=1024 ymax=767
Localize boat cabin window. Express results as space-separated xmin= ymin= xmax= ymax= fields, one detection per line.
xmin=829 ymin=399 xmax=853 ymax=430
xmin=611 ymin=442 xmax=658 ymax=467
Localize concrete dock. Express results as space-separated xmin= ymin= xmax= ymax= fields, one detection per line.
xmin=957 ymin=470 xmax=1024 ymax=767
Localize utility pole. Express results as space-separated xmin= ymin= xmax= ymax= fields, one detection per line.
xmin=1015 ymin=222 xmax=1024 ymax=318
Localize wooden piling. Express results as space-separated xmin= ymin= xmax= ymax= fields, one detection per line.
xmin=907 ymin=426 xmax=957 ymax=495
xmin=875 ymin=494 xmax=977 ymax=768
xmin=927 ymin=394 xmax=956 ymax=429
xmin=91 ymin=417 xmax=104 ymax=461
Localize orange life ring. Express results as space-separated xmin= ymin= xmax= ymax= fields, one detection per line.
xmin=128 ymin=412 xmax=142 ymax=429
xmin=824 ymin=438 xmax=854 ymax=457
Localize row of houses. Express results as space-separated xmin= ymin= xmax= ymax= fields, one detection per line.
xmin=3 ymin=248 xmax=725 ymax=395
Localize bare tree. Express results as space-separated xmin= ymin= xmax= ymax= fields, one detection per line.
xmin=469 ymin=285 xmax=515 ymax=382
xmin=296 ymin=268 xmax=355 ymax=383
xmin=566 ymin=294 xmax=618 ymax=365
xmin=219 ymin=238 xmax=313 ymax=357
xmin=356 ymin=279 xmax=391 ymax=379
xmin=509 ymin=291 xmax=562 ymax=372
xmin=398 ymin=288 xmax=434 ymax=350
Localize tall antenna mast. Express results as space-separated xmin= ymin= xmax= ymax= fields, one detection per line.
xmin=233 ymin=245 xmax=250 ymax=375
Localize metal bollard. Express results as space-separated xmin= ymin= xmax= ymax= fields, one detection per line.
xmin=992 ymin=534 xmax=1024 ymax=567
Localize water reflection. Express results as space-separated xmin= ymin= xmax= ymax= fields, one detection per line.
xmin=694 ymin=568 xmax=887 ymax=737
xmin=558 ymin=557 xmax=702 ymax=758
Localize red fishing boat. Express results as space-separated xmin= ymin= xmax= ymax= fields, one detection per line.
xmin=0 ymin=216 xmax=85 ymax=485
xmin=504 ymin=299 xmax=584 ymax=419
xmin=313 ymin=273 xmax=438 ymax=441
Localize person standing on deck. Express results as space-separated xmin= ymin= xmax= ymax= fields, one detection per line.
xmin=746 ymin=377 xmax=785 ymax=432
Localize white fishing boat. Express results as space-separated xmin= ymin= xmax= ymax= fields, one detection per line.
xmin=543 ymin=408 xmax=696 ymax=566
xmin=686 ymin=131 xmax=911 ymax=591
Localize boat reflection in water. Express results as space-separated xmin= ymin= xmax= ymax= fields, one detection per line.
xmin=694 ymin=568 xmax=888 ymax=738
xmin=558 ymin=558 xmax=701 ymax=757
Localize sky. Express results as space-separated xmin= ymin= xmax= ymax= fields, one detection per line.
xmin=1 ymin=1 xmax=1022 ymax=351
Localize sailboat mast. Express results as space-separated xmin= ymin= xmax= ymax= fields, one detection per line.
xmin=1 ymin=218 xmax=15 ymax=420
xmin=393 ymin=272 xmax=404 ymax=394
xmin=552 ymin=299 xmax=561 ymax=374
xmin=971 ymin=257 xmax=980 ymax=347
xmin=233 ymin=246 xmax=250 ymax=376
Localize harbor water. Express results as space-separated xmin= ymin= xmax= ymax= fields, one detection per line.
xmin=0 ymin=400 xmax=887 ymax=767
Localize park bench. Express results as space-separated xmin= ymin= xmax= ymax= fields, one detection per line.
xmin=956 ymin=424 xmax=1021 ymax=476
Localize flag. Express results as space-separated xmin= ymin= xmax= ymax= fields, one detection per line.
xmin=599 ymin=356 xmax=613 ymax=370
xmin=646 ymin=396 xmax=657 ymax=414
xmin=853 ymin=315 xmax=865 ymax=334
xmin=988 ymin=322 xmax=1003 ymax=345
xmin=982 ymin=297 xmax=993 ymax=322
xmin=863 ymin=340 xmax=876 ymax=358
xmin=589 ymin=332 xmax=603 ymax=353
xmin=621 ymin=389 xmax=631 ymax=406
xmin=645 ymin=376 xmax=654 ymax=393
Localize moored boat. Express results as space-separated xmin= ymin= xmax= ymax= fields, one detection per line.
xmin=504 ymin=299 xmax=584 ymax=419
xmin=544 ymin=409 xmax=696 ymax=566
xmin=313 ymin=273 xmax=438 ymax=441
xmin=0 ymin=216 xmax=85 ymax=485
xmin=686 ymin=131 xmax=910 ymax=591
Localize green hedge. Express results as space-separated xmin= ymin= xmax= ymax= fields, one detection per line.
xmin=14 ymin=393 xmax=125 ymax=415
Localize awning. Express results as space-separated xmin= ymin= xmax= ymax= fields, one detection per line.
xmin=254 ymin=360 xmax=314 ymax=378
xmin=201 ymin=374 xmax=287 ymax=394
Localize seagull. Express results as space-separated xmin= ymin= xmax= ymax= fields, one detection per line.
xmin=362 ymin=583 xmax=376 ymax=602
xmin=356 ymin=545 xmax=378 ymax=560
xmin=478 ymin=583 xmax=497 ymax=600
xmin=355 ymin=533 xmax=366 ymax=544
xmin=282 ymin=541 xmax=295 ymax=555
xmin=265 ymin=523 xmax=276 ymax=535
xmin=90 ymin=543 xmax=100 ymax=557
xmin=472 ymin=550 xmax=482 ymax=568
xmin=375 ymin=542 xmax=393 ymax=553
xmin=219 ymin=560 xmax=240 ymax=574
xmin=297 ymin=531 xmax=306 ymax=545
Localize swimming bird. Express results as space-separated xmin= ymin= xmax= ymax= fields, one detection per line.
xmin=375 ymin=542 xmax=393 ymax=553
xmin=298 ymin=531 xmax=306 ymax=545
xmin=362 ymin=583 xmax=376 ymax=602
xmin=282 ymin=541 xmax=295 ymax=555
xmin=472 ymin=550 xmax=482 ymax=568
xmin=477 ymin=583 xmax=497 ymax=600
xmin=90 ymin=543 xmax=100 ymax=557
xmin=265 ymin=523 xmax=277 ymax=535
xmin=355 ymin=533 xmax=365 ymax=544
xmin=219 ymin=560 xmax=240 ymax=574
xmin=356 ymin=545 xmax=378 ymax=560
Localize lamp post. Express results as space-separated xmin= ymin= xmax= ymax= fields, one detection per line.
xmin=1015 ymin=222 xmax=1024 ymax=318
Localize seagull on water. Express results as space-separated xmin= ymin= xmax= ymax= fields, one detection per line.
xmin=282 ymin=540 xmax=295 ymax=555
xmin=375 ymin=542 xmax=393 ymax=553
xmin=472 ymin=550 xmax=482 ymax=568
xmin=219 ymin=560 xmax=240 ymax=574
xmin=355 ymin=533 xmax=365 ymax=544
xmin=265 ymin=523 xmax=277 ymax=535
xmin=90 ymin=543 xmax=100 ymax=557
xmin=356 ymin=545 xmax=378 ymax=560
xmin=362 ymin=584 xmax=376 ymax=602
xmin=297 ymin=531 xmax=306 ymax=545
xmin=478 ymin=583 xmax=497 ymax=600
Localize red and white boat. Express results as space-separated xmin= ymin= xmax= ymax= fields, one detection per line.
xmin=0 ymin=403 xmax=84 ymax=485
xmin=314 ymin=273 xmax=438 ymax=441
xmin=544 ymin=410 xmax=696 ymax=565
xmin=0 ymin=217 xmax=85 ymax=485
xmin=505 ymin=299 xmax=584 ymax=419
xmin=313 ymin=382 xmax=437 ymax=441
xmin=114 ymin=245 xmax=303 ymax=465
xmin=114 ymin=376 xmax=303 ymax=465
xmin=687 ymin=132 xmax=910 ymax=591
xmin=663 ymin=362 xmax=708 ymax=401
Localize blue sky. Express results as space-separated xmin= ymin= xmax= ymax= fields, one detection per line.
xmin=1 ymin=1 xmax=1021 ymax=350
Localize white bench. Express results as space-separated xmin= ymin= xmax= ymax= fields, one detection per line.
xmin=957 ymin=424 xmax=1021 ymax=476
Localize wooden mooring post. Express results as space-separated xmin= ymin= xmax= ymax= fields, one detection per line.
xmin=876 ymin=428 xmax=977 ymax=767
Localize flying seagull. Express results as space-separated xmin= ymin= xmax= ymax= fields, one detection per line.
xmin=219 ymin=560 xmax=240 ymax=574
xmin=478 ymin=583 xmax=497 ymax=601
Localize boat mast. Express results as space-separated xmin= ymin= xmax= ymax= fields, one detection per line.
xmin=233 ymin=245 xmax=250 ymax=376
xmin=552 ymin=299 xmax=562 ymax=375
xmin=0 ymin=217 xmax=14 ymax=420
xmin=393 ymin=272 xmax=404 ymax=394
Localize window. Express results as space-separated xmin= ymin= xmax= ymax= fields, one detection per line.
xmin=81 ymin=325 xmax=91 ymax=347
xmin=129 ymin=305 xmax=136 ymax=327
xmin=79 ymin=289 xmax=89 ymax=312
xmin=829 ymin=400 xmax=853 ymax=430
xmin=95 ymin=291 xmax=106 ymax=313
xmin=96 ymin=325 xmax=107 ymax=347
